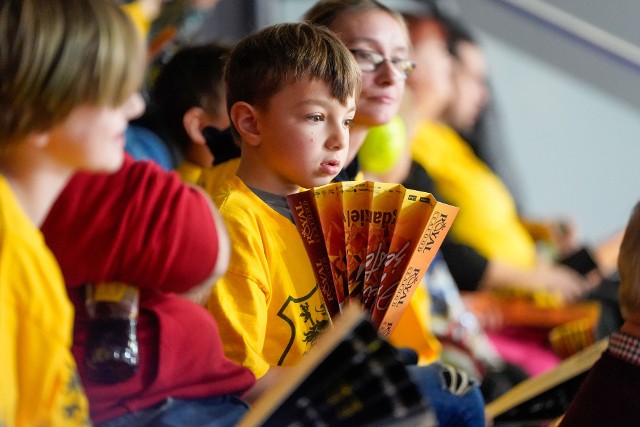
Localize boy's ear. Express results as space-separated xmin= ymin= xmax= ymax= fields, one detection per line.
xmin=183 ymin=106 xmax=208 ymax=146
xmin=230 ymin=102 xmax=260 ymax=147
xmin=27 ymin=131 xmax=50 ymax=148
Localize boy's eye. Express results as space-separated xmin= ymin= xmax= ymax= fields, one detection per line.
xmin=344 ymin=119 xmax=354 ymax=128
xmin=307 ymin=114 xmax=323 ymax=122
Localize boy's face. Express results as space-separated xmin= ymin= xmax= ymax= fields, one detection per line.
xmin=254 ymin=78 xmax=355 ymax=194
xmin=44 ymin=92 xmax=144 ymax=173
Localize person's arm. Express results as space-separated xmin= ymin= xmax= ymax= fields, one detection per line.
xmin=178 ymin=184 xmax=230 ymax=304
xmin=204 ymin=198 xmax=273 ymax=379
xmin=241 ymin=366 xmax=291 ymax=404
xmin=592 ymin=228 xmax=624 ymax=278
xmin=41 ymin=156 xmax=221 ymax=294
xmin=478 ymin=259 xmax=592 ymax=302
xmin=439 ymin=235 xmax=592 ymax=301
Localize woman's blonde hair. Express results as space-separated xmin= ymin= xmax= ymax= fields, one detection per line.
xmin=303 ymin=0 xmax=406 ymax=34
xmin=0 ymin=0 xmax=145 ymax=145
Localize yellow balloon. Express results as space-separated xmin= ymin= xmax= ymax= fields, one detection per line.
xmin=358 ymin=116 xmax=406 ymax=174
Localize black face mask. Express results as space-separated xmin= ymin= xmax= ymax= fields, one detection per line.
xmin=202 ymin=126 xmax=241 ymax=166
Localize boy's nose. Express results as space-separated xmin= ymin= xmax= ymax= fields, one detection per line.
xmin=326 ymin=124 xmax=349 ymax=151
xmin=125 ymin=92 xmax=145 ymax=120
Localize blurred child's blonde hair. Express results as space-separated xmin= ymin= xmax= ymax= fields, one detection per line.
xmin=0 ymin=0 xmax=145 ymax=145
xmin=225 ymin=22 xmax=361 ymax=142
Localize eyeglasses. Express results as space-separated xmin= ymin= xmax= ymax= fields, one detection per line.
xmin=349 ymin=49 xmax=416 ymax=79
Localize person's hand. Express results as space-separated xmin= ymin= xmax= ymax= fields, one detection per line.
xmin=533 ymin=262 xmax=594 ymax=302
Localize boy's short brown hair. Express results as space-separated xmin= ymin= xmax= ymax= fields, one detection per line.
xmin=225 ymin=21 xmax=361 ymax=141
xmin=0 ymin=0 xmax=145 ymax=146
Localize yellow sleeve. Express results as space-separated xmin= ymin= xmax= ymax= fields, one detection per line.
xmin=0 ymin=211 xmax=90 ymax=426
xmin=177 ymin=161 xmax=204 ymax=185
xmin=121 ymin=1 xmax=153 ymax=38
xmin=207 ymin=270 xmax=272 ymax=378
xmin=388 ymin=285 xmax=442 ymax=365
xmin=206 ymin=196 xmax=272 ymax=379
xmin=198 ymin=159 xmax=240 ymax=195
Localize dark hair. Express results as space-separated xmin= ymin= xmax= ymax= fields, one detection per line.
xmin=438 ymin=15 xmax=477 ymax=57
xmin=225 ymin=22 xmax=361 ymax=142
xmin=149 ymin=43 xmax=232 ymax=156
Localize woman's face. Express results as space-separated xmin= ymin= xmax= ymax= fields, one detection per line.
xmin=406 ymin=20 xmax=454 ymax=120
xmin=329 ymin=9 xmax=410 ymax=130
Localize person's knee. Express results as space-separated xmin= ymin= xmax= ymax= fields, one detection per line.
xmin=409 ymin=362 xmax=486 ymax=427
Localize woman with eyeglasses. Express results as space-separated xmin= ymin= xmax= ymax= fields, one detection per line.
xmin=305 ymin=0 xmax=414 ymax=181
xmin=304 ymin=2 xmax=486 ymax=426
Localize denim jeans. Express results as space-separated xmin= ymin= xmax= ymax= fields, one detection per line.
xmin=97 ymin=395 xmax=250 ymax=427
xmin=408 ymin=362 xmax=486 ymax=427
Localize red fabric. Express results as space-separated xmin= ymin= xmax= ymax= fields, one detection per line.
xmin=41 ymin=157 xmax=255 ymax=423
xmin=43 ymin=156 xmax=216 ymax=293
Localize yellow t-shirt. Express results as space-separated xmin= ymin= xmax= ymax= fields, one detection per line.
xmin=197 ymin=158 xmax=240 ymax=192
xmin=389 ymin=285 xmax=441 ymax=365
xmin=179 ymin=158 xmax=240 ymax=190
xmin=176 ymin=160 xmax=204 ymax=185
xmin=0 ymin=176 xmax=90 ymax=426
xmin=411 ymin=120 xmax=536 ymax=268
xmin=205 ymin=176 xmax=329 ymax=378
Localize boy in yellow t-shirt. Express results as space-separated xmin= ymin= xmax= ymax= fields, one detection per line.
xmin=203 ymin=21 xmax=360 ymax=397
xmin=0 ymin=0 xmax=145 ymax=425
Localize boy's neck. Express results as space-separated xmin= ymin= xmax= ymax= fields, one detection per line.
xmin=236 ymin=156 xmax=300 ymax=196
xmin=0 ymin=151 xmax=74 ymax=226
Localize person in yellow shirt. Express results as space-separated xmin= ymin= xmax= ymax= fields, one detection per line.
xmin=205 ymin=19 xmax=360 ymax=388
xmin=0 ymin=0 xmax=145 ymax=424
xmin=204 ymin=3 xmax=485 ymax=426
